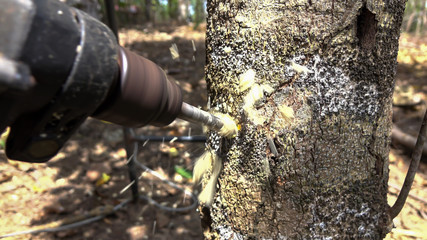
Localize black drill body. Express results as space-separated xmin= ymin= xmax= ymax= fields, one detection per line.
xmin=0 ymin=0 xmax=184 ymax=162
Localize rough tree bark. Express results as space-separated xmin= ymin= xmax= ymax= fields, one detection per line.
xmin=201 ymin=0 xmax=406 ymax=239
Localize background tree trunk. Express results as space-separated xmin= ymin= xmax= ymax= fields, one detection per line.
xmin=194 ymin=0 xmax=205 ymax=28
xmin=145 ymin=0 xmax=153 ymax=22
xmin=202 ymin=0 xmax=406 ymax=239
xmin=64 ymin=0 xmax=100 ymax=19
xmin=177 ymin=0 xmax=190 ymax=23
xmin=415 ymin=0 xmax=426 ymax=35
xmin=168 ymin=0 xmax=179 ymax=20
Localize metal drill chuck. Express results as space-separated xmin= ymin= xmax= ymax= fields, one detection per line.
xmin=92 ymin=47 xmax=183 ymax=127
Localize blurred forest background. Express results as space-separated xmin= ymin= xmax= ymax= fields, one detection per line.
xmin=0 ymin=0 xmax=426 ymax=239
xmin=65 ymin=0 xmax=207 ymax=27
xmin=66 ymin=0 xmax=427 ymax=35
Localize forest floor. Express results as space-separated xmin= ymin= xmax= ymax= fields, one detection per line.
xmin=0 ymin=25 xmax=426 ymax=240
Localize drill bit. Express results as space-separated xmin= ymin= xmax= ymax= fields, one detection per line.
xmin=178 ymin=102 xmax=237 ymax=137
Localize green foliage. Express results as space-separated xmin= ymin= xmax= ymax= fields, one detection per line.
xmin=192 ymin=0 xmax=205 ymax=28
xmin=167 ymin=0 xmax=179 ymax=19
xmin=0 ymin=128 xmax=9 ymax=149
xmin=175 ymin=165 xmax=193 ymax=179
xmin=97 ymin=0 xmax=206 ymax=25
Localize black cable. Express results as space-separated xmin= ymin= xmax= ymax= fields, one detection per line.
xmin=389 ymin=108 xmax=427 ymax=219
xmin=131 ymin=135 xmax=206 ymax=142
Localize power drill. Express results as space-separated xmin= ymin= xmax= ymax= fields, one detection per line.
xmin=0 ymin=0 xmax=229 ymax=163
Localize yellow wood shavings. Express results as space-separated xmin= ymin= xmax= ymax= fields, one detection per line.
xmin=213 ymin=113 xmax=238 ymax=138
xmin=239 ymin=69 xmax=256 ymax=92
xmin=278 ymin=105 xmax=295 ymax=123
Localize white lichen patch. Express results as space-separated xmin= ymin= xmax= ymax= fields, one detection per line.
xmin=217 ymin=225 xmax=244 ymax=240
xmin=218 ymin=2 xmax=227 ymax=13
xmin=309 ymin=199 xmax=381 ymax=239
xmin=379 ymin=12 xmax=395 ymax=28
xmin=224 ymin=46 xmax=232 ymax=54
xmin=233 ymin=0 xmax=283 ymax=30
xmin=290 ymin=60 xmax=313 ymax=74
xmin=291 ymin=55 xmax=379 ymax=119
xmin=235 ymin=14 xmax=249 ymax=24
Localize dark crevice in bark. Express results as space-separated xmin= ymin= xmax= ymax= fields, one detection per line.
xmin=357 ymin=6 xmax=378 ymax=51
xmin=200 ymin=206 xmax=213 ymax=235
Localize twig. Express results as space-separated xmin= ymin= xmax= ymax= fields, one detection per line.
xmin=389 ymin=108 xmax=427 ymax=219
xmin=391 ymin=124 xmax=427 ymax=155
xmin=388 ymin=182 xmax=427 ymax=204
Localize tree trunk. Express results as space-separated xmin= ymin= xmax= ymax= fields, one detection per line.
xmin=178 ymin=0 xmax=190 ymax=23
xmin=415 ymin=0 xmax=426 ymax=35
xmin=201 ymin=0 xmax=406 ymax=239
xmin=145 ymin=0 xmax=153 ymax=22
xmin=168 ymin=0 xmax=179 ymax=20
xmin=194 ymin=0 xmax=205 ymax=27
xmin=65 ymin=0 xmax=100 ymax=19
